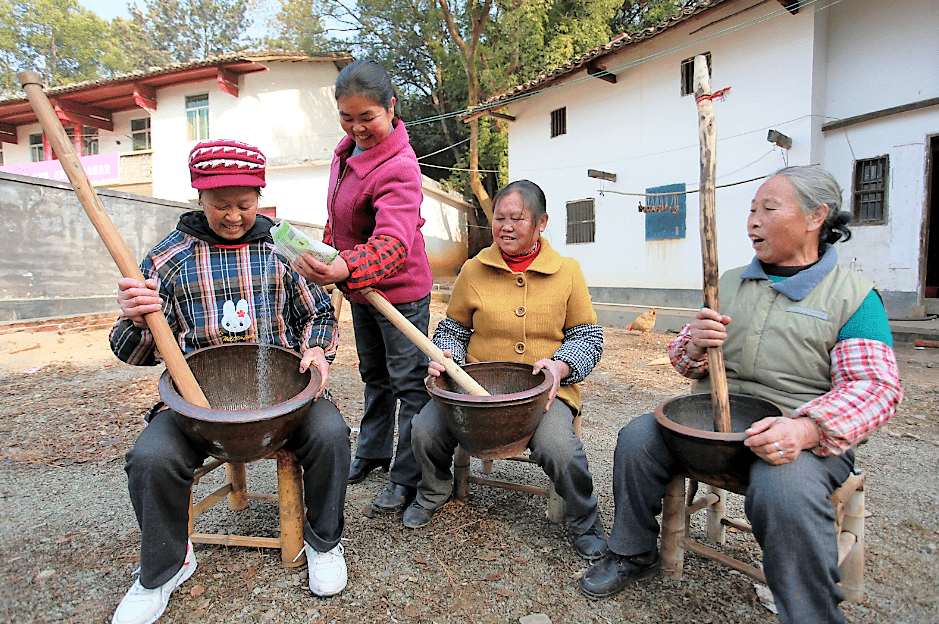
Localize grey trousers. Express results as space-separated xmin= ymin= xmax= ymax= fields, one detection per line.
xmin=608 ymin=412 xmax=853 ymax=624
xmin=125 ymin=398 xmax=350 ymax=589
xmin=411 ymin=397 xmax=603 ymax=536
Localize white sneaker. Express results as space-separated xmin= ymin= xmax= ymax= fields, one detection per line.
xmin=306 ymin=542 xmax=347 ymax=596
xmin=112 ymin=540 xmax=197 ymax=624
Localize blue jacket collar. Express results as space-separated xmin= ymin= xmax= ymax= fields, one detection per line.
xmin=739 ymin=244 xmax=838 ymax=301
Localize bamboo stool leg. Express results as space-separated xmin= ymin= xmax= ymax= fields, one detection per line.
xmin=661 ymin=476 xmax=687 ymax=579
xmin=838 ymin=482 xmax=865 ymax=602
xmin=276 ymin=450 xmax=305 ymax=567
xmin=227 ymin=462 xmax=248 ymax=510
xmin=546 ymin=480 xmax=565 ymax=523
xmin=706 ymin=485 xmax=727 ymax=544
xmin=453 ymin=446 xmax=471 ymax=504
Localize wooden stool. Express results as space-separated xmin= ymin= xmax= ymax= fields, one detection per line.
xmin=188 ymin=448 xmax=306 ymax=567
xmin=452 ymin=414 xmax=581 ymax=523
xmin=660 ymin=469 xmax=867 ymax=602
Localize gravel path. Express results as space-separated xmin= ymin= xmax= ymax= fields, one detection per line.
xmin=1 ymin=303 xmax=936 ymax=623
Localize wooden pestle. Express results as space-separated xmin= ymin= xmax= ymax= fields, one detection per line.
xmin=18 ymin=70 xmax=210 ymax=409
xmin=359 ymin=288 xmax=490 ymax=397
xmin=692 ymin=56 xmax=732 ymax=433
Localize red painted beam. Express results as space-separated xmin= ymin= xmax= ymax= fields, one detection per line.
xmin=134 ymin=82 xmax=157 ymax=109
xmin=217 ymin=67 xmax=239 ymax=97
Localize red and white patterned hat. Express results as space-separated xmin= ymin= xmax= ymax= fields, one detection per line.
xmin=189 ymin=139 xmax=266 ymax=189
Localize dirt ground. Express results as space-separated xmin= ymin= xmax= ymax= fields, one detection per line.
xmin=0 ymin=301 xmax=937 ymax=624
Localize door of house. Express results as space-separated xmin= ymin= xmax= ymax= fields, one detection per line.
xmin=925 ymin=135 xmax=939 ymax=312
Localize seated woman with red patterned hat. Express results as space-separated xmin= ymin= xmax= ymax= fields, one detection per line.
xmin=109 ymin=139 xmax=351 ymax=624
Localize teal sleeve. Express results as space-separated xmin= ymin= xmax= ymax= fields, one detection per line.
xmin=838 ymin=289 xmax=893 ymax=347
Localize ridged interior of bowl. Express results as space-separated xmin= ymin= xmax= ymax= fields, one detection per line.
xmin=429 ymin=361 xmax=551 ymax=405
xmin=162 ymin=344 xmax=317 ymax=422
xmin=657 ymin=393 xmax=783 ymax=440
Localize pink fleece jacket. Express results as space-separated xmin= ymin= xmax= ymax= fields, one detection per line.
xmin=327 ymin=119 xmax=433 ymax=305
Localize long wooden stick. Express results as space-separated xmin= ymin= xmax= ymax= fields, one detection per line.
xmin=692 ymin=56 xmax=732 ymax=433
xmin=360 ymin=288 xmax=489 ymax=396
xmin=18 ymin=70 xmax=210 ymax=409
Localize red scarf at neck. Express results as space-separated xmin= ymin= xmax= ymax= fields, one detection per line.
xmin=501 ymin=241 xmax=541 ymax=272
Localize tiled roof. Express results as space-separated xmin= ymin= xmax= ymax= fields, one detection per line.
xmin=0 ymin=50 xmax=353 ymax=105
xmin=464 ymin=0 xmax=737 ymax=117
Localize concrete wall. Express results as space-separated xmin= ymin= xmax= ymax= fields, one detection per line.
xmin=0 ymin=169 xmax=472 ymax=323
xmin=0 ymin=171 xmax=190 ymax=322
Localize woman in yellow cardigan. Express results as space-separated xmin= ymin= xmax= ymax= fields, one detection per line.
xmin=404 ymin=180 xmax=608 ymax=561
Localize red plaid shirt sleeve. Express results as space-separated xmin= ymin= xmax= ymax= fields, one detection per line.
xmin=668 ymin=325 xmax=710 ymax=378
xmin=795 ymin=338 xmax=901 ymax=456
xmin=337 ymin=235 xmax=406 ymax=291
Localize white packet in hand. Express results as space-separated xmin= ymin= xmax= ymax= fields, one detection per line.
xmin=270 ymin=220 xmax=338 ymax=264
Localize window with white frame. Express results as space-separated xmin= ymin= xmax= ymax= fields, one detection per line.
xmin=681 ymin=52 xmax=711 ymax=96
xmin=131 ymin=117 xmax=151 ymax=150
xmin=186 ymin=94 xmax=209 ymax=141
xmin=566 ymin=198 xmax=595 ymax=244
xmin=83 ymin=127 xmax=98 ymax=156
xmin=550 ymin=107 xmax=567 ymax=138
xmin=853 ymin=156 xmax=889 ymax=224
xmin=30 ymin=133 xmax=44 ymax=162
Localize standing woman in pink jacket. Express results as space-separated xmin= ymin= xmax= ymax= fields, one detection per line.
xmin=294 ymin=59 xmax=433 ymax=514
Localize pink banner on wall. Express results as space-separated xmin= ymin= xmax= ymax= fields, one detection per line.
xmin=0 ymin=152 xmax=120 ymax=184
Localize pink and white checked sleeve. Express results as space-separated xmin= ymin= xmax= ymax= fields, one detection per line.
xmin=795 ymin=338 xmax=902 ymax=456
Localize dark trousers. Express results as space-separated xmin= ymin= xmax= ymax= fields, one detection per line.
xmin=411 ymin=398 xmax=603 ymax=536
xmin=350 ymin=294 xmax=431 ymax=489
xmin=125 ymin=398 xmax=350 ymax=589
xmin=608 ymin=413 xmax=853 ymax=624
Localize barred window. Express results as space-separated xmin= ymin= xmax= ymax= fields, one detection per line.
xmin=551 ymin=107 xmax=567 ymax=138
xmin=566 ymin=198 xmax=595 ymax=244
xmin=853 ymin=156 xmax=888 ymax=223
xmin=681 ymin=52 xmax=712 ymax=96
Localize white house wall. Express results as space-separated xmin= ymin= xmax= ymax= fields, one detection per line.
xmin=151 ymin=60 xmax=343 ymax=212
xmin=507 ymin=1 xmax=818 ymax=311
xmin=820 ymin=0 xmax=939 ymax=311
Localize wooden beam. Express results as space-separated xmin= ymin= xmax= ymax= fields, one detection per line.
xmin=587 ymin=63 xmax=616 ymax=84
xmin=217 ymin=67 xmax=239 ymax=97
xmin=488 ymin=110 xmax=515 ymax=122
xmin=51 ymin=98 xmax=114 ymax=131
xmin=821 ymin=96 xmax=939 ymax=132
xmin=587 ymin=169 xmax=616 ymax=182
xmin=133 ymin=82 xmax=157 ymax=109
xmin=0 ymin=122 xmax=17 ymax=144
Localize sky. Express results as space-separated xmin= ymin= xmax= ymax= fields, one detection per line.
xmin=76 ymin=0 xmax=274 ymax=39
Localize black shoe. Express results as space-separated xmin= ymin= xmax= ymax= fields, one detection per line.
xmin=579 ymin=549 xmax=661 ymax=600
xmin=370 ymin=483 xmax=416 ymax=514
xmin=574 ymin=527 xmax=609 ymax=562
xmin=348 ymin=457 xmax=391 ymax=484
xmin=402 ymin=501 xmax=438 ymax=529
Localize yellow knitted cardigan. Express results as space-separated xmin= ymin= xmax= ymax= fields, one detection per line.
xmin=446 ymin=237 xmax=597 ymax=414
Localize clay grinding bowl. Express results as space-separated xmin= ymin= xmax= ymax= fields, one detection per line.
xmin=654 ymin=392 xmax=786 ymax=492
xmin=426 ymin=361 xmax=554 ymax=460
xmin=158 ymin=343 xmax=320 ymax=463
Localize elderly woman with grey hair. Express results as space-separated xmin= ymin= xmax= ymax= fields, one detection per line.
xmin=580 ymin=166 xmax=902 ymax=624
